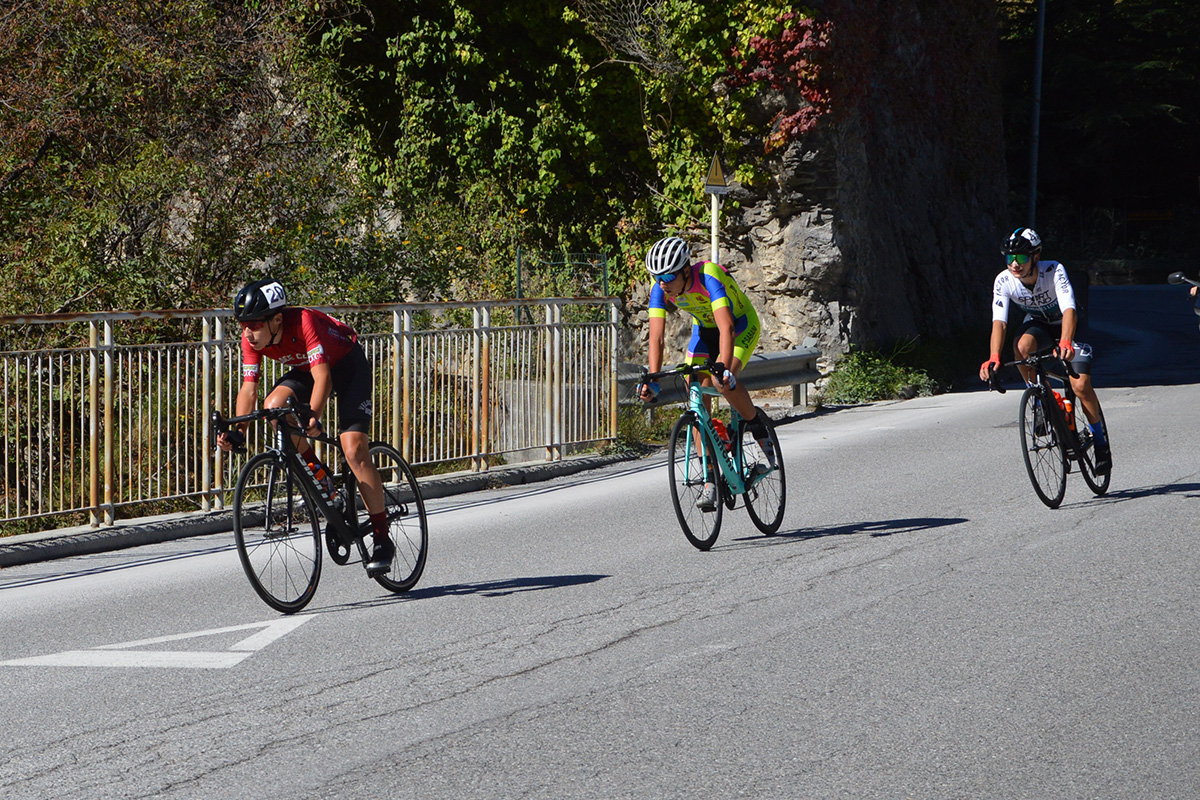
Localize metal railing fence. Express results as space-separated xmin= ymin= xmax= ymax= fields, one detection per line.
xmin=0 ymin=298 xmax=619 ymax=529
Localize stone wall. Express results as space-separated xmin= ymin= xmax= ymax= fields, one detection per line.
xmin=625 ymin=0 xmax=1009 ymax=368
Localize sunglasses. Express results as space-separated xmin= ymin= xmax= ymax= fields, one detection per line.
xmin=655 ymin=272 xmax=680 ymax=285
xmin=1006 ymin=254 xmax=1031 ymax=265
xmin=240 ymin=319 xmax=267 ymax=331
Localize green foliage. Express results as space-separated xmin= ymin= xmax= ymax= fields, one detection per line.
xmin=820 ymin=345 xmax=938 ymax=405
xmin=0 ymin=0 xmax=459 ymax=317
xmin=608 ymin=405 xmax=677 ymax=456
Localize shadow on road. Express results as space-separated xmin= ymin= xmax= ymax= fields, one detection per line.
xmin=1066 ymin=481 xmax=1200 ymax=507
xmin=311 ymin=573 xmax=610 ymax=612
xmin=730 ymin=516 xmax=969 ymax=546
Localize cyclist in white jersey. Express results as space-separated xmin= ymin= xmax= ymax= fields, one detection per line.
xmin=980 ymin=227 xmax=1111 ymax=473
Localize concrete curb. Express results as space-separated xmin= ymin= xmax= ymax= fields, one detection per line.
xmin=0 ymin=452 xmax=641 ymax=568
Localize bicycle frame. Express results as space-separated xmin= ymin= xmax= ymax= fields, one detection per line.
xmin=1012 ymin=354 xmax=1091 ymax=462
xmin=216 ymin=399 xmax=367 ymax=552
xmin=645 ymin=363 xmax=767 ymax=499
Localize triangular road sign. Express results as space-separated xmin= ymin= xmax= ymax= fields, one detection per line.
xmin=704 ymin=153 xmax=730 ymax=195
xmin=0 ymin=616 xmax=313 ymax=669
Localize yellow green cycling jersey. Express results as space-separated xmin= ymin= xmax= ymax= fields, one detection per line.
xmin=648 ymin=261 xmax=758 ymax=330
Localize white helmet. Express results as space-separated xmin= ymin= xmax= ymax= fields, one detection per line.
xmin=645 ymin=236 xmax=692 ymax=277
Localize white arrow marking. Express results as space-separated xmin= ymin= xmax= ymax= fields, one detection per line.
xmin=0 ymin=616 xmax=313 ymax=669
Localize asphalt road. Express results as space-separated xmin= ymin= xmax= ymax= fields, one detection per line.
xmin=2 ymin=285 xmax=1200 ymax=799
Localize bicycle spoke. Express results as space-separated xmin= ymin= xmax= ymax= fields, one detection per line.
xmin=669 ymin=415 xmax=722 ymax=550
xmin=740 ymin=414 xmax=786 ymax=535
xmin=234 ymin=454 xmax=323 ymax=613
xmin=1019 ymin=388 xmax=1067 ymax=508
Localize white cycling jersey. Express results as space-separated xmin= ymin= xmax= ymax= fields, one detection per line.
xmin=991 ymin=259 xmax=1076 ymax=324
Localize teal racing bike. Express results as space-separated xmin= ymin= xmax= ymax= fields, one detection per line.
xmin=640 ymin=362 xmax=786 ymax=550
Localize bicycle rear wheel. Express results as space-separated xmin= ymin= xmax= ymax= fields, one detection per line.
xmin=233 ymin=453 xmax=323 ymax=613
xmin=1019 ymin=387 xmax=1067 ymax=509
xmin=1074 ymin=405 xmax=1111 ymax=496
xmin=668 ymin=414 xmax=722 ymax=550
xmin=368 ymin=442 xmax=429 ymax=592
xmin=741 ymin=413 xmax=787 ymax=535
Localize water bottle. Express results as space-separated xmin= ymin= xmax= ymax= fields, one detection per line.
xmin=1063 ymin=398 xmax=1075 ymax=431
xmin=712 ymin=419 xmax=732 ymax=452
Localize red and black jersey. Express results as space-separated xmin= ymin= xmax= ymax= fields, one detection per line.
xmin=240 ymin=307 xmax=357 ymax=383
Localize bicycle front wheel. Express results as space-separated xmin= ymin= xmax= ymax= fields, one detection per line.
xmin=368 ymin=442 xmax=429 ymax=593
xmin=1075 ymin=406 xmax=1112 ymax=496
xmin=233 ymin=453 xmax=323 ymax=613
xmin=668 ymin=415 xmax=722 ymax=550
xmin=741 ymin=413 xmax=787 ymax=535
xmin=1019 ymin=387 xmax=1067 ymax=509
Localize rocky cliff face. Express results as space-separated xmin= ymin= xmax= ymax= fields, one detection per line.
xmin=626 ymin=0 xmax=1008 ymax=369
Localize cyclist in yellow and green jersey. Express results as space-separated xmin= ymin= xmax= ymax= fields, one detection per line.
xmin=637 ymin=236 xmax=771 ymax=509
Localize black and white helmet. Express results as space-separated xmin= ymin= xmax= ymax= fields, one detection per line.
xmin=645 ymin=236 xmax=692 ymax=278
xmin=1002 ymin=227 xmax=1042 ymax=256
xmin=233 ymin=279 xmax=287 ymax=321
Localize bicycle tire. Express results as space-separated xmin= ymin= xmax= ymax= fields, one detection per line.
xmin=741 ymin=413 xmax=787 ymax=535
xmin=367 ymin=442 xmax=429 ymax=592
xmin=1019 ymin=386 xmax=1067 ymax=509
xmin=233 ymin=452 xmax=323 ymax=613
xmin=1074 ymin=406 xmax=1112 ymax=496
xmin=668 ymin=414 xmax=722 ymax=550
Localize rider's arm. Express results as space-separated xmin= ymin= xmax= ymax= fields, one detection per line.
xmin=980 ymin=319 xmax=1005 ymax=380
xmin=988 ymin=319 xmax=1006 ymax=358
xmin=234 ymin=380 xmax=258 ymax=421
xmin=714 ymin=305 xmax=737 ymax=375
xmin=646 ymin=314 xmax=665 ymax=374
xmin=307 ymin=361 xmax=333 ymax=431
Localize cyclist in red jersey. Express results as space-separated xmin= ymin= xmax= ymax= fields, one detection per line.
xmin=216 ymin=279 xmax=395 ymax=575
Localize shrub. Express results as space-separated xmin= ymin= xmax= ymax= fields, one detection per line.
xmin=820 ymin=346 xmax=937 ymax=404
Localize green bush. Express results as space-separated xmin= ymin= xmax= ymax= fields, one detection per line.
xmin=820 ymin=346 xmax=938 ymax=404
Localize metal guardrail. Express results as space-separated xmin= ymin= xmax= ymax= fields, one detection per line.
xmin=0 ymin=298 xmax=619 ymax=529
xmin=617 ymin=347 xmax=822 ymax=408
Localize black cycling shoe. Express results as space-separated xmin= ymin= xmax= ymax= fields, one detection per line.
xmin=365 ymin=537 xmax=395 ymax=578
xmin=1093 ymin=442 xmax=1112 ymax=475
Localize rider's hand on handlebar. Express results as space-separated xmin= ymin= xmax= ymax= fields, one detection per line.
xmin=216 ymin=428 xmax=246 ymax=452
xmin=637 ymin=380 xmax=660 ymax=402
xmin=1056 ymin=338 xmax=1076 ymax=363
xmin=979 ymin=354 xmax=1000 ymax=382
xmin=303 ymin=414 xmax=323 ymax=437
xmin=713 ymin=362 xmax=737 ymax=390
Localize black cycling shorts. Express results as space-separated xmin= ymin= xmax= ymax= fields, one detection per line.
xmin=273 ymin=342 xmax=374 ymax=434
xmin=1014 ymin=318 xmax=1094 ymax=376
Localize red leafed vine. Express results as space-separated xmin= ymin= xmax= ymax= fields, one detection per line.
xmin=728 ymin=13 xmax=833 ymax=152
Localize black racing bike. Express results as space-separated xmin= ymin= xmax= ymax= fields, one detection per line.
xmin=988 ymin=350 xmax=1111 ymax=508
xmin=214 ymin=397 xmax=428 ymax=613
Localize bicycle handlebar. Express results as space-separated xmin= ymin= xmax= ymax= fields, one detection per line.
xmin=986 ymin=348 xmax=1078 ymax=395
xmin=212 ymin=395 xmax=339 ymax=452
xmin=640 ymin=360 xmax=728 ymax=383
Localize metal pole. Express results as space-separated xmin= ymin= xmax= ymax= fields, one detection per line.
xmin=201 ymin=317 xmax=211 ymax=511
xmin=214 ymin=315 xmax=225 ymax=509
xmin=392 ymin=310 xmax=402 ymax=450
xmin=710 ymin=194 xmax=720 ymax=263
xmin=1027 ymin=0 xmax=1047 ymax=227
xmin=103 ymin=320 xmax=114 ymax=526
xmin=89 ymin=321 xmax=99 ymax=527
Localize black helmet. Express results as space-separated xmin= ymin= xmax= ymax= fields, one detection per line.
xmin=645 ymin=236 xmax=692 ymax=277
xmin=1002 ymin=227 xmax=1042 ymax=256
xmin=233 ymin=279 xmax=287 ymax=321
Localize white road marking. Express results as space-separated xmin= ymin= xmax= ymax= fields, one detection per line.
xmin=0 ymin=615 xmax=312 ymax=669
